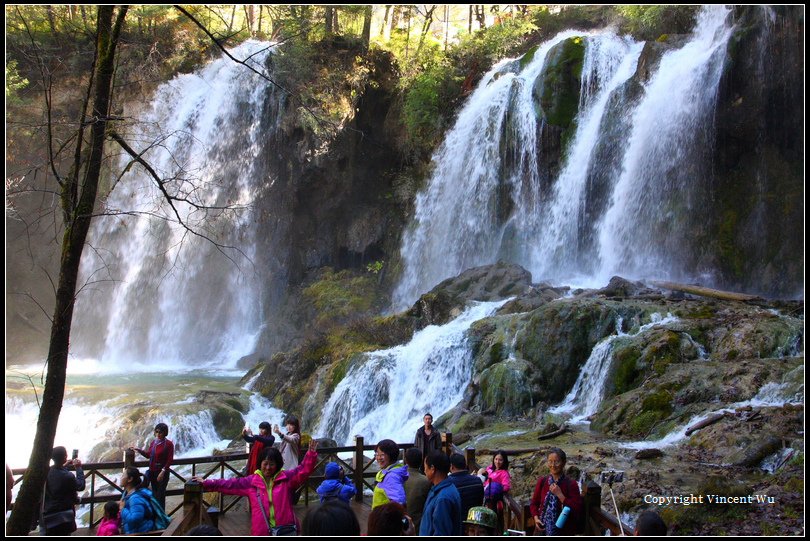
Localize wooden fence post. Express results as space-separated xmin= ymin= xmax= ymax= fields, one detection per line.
xmin=124 ymin=448 xmax=135 ymax=469
xmin=353 ymin=436 xmax=364 ymax=503
xmin=183 ymin=481 xmax=204 ymax=531
xmin=582 ymin=480 xmax=602 ymax=535
xmin=465 ymin=448 xmax=477 ymax=472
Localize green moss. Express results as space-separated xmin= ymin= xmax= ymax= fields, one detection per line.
xmin=210 ymin=405 xmax=244 ymax=438
xmin=629 ymin=410 xmax=662 ymax=435
xmin=717 ymin=209 xmax=744 ymax=278
xmin=490 ymin=341 xmax=506 ymax=365
xmin=612 ymin=344 xmax=643 ymax=395
xmin=479 ymin=359 xmax=533 ymax=416
xmin=519 ymin=45 xmax=538 ymax=69
xmin=641 ymin=390 xmax=673 ymax=415
xmin=537 ymin=36 xmax=585 ymax=129
xmin=302 ymin=268 xmax=379 ymax=326
xmin=784 ymin=476 xmax=803 ymax=493
xmin=686 ymin=304 xmax=717 ymax=319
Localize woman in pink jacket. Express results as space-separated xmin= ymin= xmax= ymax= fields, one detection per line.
xmin=193 ymin=439 xmax=317 ymax=535
xmin=479 ymin=450 xmax=511 ymax=507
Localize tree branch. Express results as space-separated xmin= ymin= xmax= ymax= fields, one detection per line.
xmin=107 ymin=131 xmax=254 ymax=271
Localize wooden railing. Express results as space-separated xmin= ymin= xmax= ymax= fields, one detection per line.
xmin=12 ymin=433 xmax=630 ymax=536
xmin=10 ymin=450 xmax=249 ymax=529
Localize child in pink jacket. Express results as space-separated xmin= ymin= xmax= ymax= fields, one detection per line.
xmin=97 ymin=501 xmax=121 ymax=536
xmin=194 ymin=439 xmax=318 ymax=535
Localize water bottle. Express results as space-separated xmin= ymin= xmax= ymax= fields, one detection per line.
xmin=555 ymin=506 xmax=571 ymax=529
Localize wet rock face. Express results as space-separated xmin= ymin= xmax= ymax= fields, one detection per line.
xmin=710 ymin=6 xmax=804 ymax=296
xmin=413 ymin=262 xmax=533 ymax=326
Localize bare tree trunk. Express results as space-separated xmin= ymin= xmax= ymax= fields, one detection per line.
xmin=46 ymin=5 xmax=57 ymax=33
xmin=6 ymin=6 xmax=128 ymax=535
xmin=228 ymin=4 xmax=236 ymax=34
xmin=444 ymin=5 xmax=450 ymax=51
xmin=468 ymin=5 xmax=473 ymax=33
xmin=361 ymin=5 xmax=372 ymax=50
xmin=475 ymin=5 xmax=486 ymax=29
xmin=257 ymin=5 xmax=263 ymax=36
xmin=325 ymin=6 xmax=334 ymax=36
xmin=332 ymin=6 xmax=339 ymax=34
xmin=381 ymin=5 xmax=391 ymax=37
xmin=415 ymin=6 xmax=436 ymax=59
xmin=244 ymin=5 xmax=255 ymax=36
xmin=404 ymin=6 xmax=411 ymax=61
xmin=391 ymin=5 xmax=401 ymax=33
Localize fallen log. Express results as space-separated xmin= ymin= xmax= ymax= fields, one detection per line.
xmin=650 ymin=281 xmax=763 ymax=302
xmin=685 ymin=413 xmax=728 ymax=436
xmin=538 ymin=424 xmax=569 ymax=440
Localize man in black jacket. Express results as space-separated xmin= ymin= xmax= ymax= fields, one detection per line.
xmin=42 ymin=446 xmax=85 ymax=535
xmin=447 ymin=453 xmax=484 ymax=521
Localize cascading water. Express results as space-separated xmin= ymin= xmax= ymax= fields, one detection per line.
xmin=6 ymin=42 xmax=289 ymax=469
xmin=70 ymin=40 xmax=281 ymax=373
xmin=622 ymin=377 xmax=804 ymax=451
xmin=595 ymin=6 xmax=733 ymax=281
xmin=549 ymin=313 xmax=679 ymax=422
xmin=394 ymin=6 xmax=736 ymax=308
xmin=316 ymin=299 xmax=510 ymax=444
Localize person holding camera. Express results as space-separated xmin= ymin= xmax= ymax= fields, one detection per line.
xmin=242 ymin=421 xmax=275 ymax=475
xmin=529 ymin=448 xmax=583 ymax=535
xmin=40 ymin=446 xmax=85 ymax=535
xmin=316 ymin=462 xmax=356 ymax=504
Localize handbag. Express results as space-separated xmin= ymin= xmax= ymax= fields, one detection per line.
xmin=255 ymin=488 xmax=297 ymax=536
xmin=42 ymin=509 xmax=75 ymax=529
xmin=270 ymin=524 xmax=297 ymax=536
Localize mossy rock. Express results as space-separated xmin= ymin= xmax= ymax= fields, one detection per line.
xmin=533 ymin=36 xmax=585 ymax=129
xmin=451 ymin=412 xmax=486 ymax=433
xmin=209 ymin=404 xmax=245 ymax=440
xmin=479 ymin=359 xmax=534 ymax=417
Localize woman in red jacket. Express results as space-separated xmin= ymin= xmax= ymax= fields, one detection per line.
xmin=529 ymin=448 xmax=583 ymax=535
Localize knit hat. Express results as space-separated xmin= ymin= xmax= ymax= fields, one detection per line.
xmin=325 ymin=462 xmax=341 ymax=480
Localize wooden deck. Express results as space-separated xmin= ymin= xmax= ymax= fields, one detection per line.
xmin=215 ymin=497 xmax=372 ymax=536
xmin=70 ymin=497 xmax=373 ymax=536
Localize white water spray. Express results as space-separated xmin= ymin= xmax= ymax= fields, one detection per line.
xmin=316 ymin=300 xmax=510 ymax=444
xmin=71 ymin=40 xmax=279 ymax=372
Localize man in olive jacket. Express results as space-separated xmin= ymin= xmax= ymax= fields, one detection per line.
xmin=403 ymin=448 xmax=431 ymax=532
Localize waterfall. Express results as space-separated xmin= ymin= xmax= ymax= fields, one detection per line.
xmin=595 ymin=6 xmax=733 ymax=282
xmin=394 ymin=6 xmax=736 ymax=308
xmin=71 ymin=40 xmax=280 ymax=372
xmin=316 ymin=299 xmax=509 ymax=445
xmin=549 ymin=313 xmax=679 ymax=421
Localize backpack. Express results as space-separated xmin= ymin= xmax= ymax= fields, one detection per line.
xmin=484 ymin=480 xmax=504 ymax=503
xmin=147 ymin=496 xmax=171 ymax=530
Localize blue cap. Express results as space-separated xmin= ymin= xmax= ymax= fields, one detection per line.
xmin=325 ymin=462 xmax=341 ymax=479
